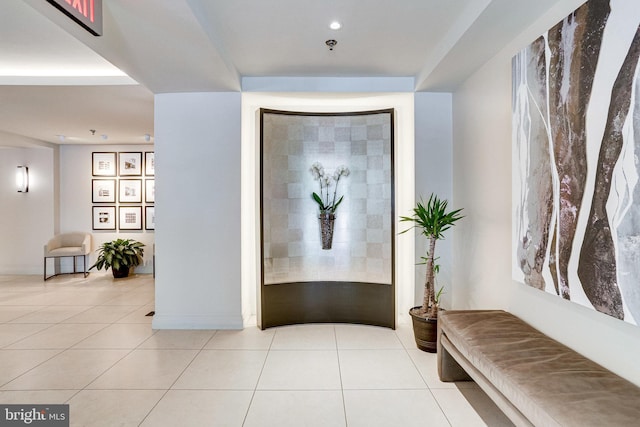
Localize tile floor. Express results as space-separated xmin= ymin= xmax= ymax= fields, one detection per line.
xmin=0 ymin=274 xmax=513 ymax=427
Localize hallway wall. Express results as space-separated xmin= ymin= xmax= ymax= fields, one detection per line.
xmin=0 ymin=135 xmax=57 ymax=275
xmin=451 ymin=0 xmax=640 ymax=386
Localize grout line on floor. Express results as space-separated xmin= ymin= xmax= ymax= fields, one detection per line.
xmin=241 ymin=324 xmax=277 ymax=426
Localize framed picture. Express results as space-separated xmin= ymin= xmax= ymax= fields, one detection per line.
xmin=145 ymin=151 xmax=155 ymax=176
xmin=118 ymin=152 xmax=142 ymax=176
xmin=119 ymin=206 xmax=142 ymax=230
xmin=92 ymin=206 xmax=116 ymax=230
xmin=145 ymin=179 xmax=155 ymax=203
xmin=119 ymin=179 xmax=142 ymax=203
xmin=145 ymin=206 xmax=155 ymax=230
xmin=92 ymin=179 xmax=116 ymax=203
xmin=92 ymin=152 xmax=117 ymax=176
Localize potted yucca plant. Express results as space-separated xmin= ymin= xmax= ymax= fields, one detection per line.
xmin=89 ymin=238 xmax=145 ymax=278
xmin=400 ymin=193 xmax=463 ymax=352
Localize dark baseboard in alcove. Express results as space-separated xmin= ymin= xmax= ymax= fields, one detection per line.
xmin=261 ymin=281 xmax=395 ymax=329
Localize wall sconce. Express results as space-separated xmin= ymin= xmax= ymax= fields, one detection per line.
xmin=16 ymin=166 xmax=29 ymax=193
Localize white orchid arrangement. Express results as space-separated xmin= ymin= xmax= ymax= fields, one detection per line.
xmin=310 ymin=162 xmax=350 ymax=214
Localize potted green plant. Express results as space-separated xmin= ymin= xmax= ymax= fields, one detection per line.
xmin=401 ymin=193 xmax=463 ymax=352
xmin=89 ymin=238 xmax=145 ymax=278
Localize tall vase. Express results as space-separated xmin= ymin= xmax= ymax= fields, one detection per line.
xmin=318 ymin=212 xmax=335 ymax=250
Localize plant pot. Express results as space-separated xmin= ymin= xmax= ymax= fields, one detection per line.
xmin=112 ymin=266 xmax=130 ymax=279
xmin=409 ymin=306 xmax=438 ymax=353
xmin=318 ymin=212 xmax=335 ymax=250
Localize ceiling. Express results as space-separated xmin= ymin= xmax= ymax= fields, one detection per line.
xmin=0 ymin=0 xmax=563 ymax=145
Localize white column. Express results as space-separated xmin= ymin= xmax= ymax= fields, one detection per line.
xmin=153 ymin=92 xmax=243 ymax=329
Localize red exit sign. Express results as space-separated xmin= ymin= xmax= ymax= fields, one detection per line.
xmin=47 ymin=0 xmax=103 ymax=36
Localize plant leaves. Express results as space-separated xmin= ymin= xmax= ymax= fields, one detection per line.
xmin=89 ymin=238 xmax=146 ymax=271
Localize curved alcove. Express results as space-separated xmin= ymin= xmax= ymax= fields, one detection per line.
xmin=260 ymin=108 xmax=395 ymax=328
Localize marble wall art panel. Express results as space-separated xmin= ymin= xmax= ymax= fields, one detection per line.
xmin=513 ymin=0 xmax=640 ymax=325
xmin=261 ymin=110 xmax=393 ymax=285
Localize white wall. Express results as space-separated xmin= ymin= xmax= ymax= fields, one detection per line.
xmin=452 ymin=0 xmax=640 ymax=386
xmin=59 ymin=144 xmax=155 ymax=274
xmin=414 ymin=93 xmax=454 ymax=308
xmin=153 ymin=92 xmax=242 ymax=329
xmin=0 ymin=138 xmax=56 ymax=274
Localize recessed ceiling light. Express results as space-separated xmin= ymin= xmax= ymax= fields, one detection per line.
xmin=329 ymin=21 xmax=341 ymax=30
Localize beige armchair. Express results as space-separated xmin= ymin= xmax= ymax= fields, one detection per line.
xmin=44 ymin=232 xmax=92 ymax=281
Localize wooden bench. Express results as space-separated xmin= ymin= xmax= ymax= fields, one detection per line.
xmin=437 ymin=310 xmax=640 ymax=426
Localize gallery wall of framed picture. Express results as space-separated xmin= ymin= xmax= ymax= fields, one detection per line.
xmin=91 ymin=151 xmax=155 ymax=231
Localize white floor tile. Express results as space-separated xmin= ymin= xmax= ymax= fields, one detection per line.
xmin=62 ymin=305 xmax=138 ymax=323
xmin=54 ymin=292 xmax=124 ymax=306
xmin=0 ymin=306 xmax=46 ymax=322
xmin=344 ymin=389 xmax=450 ymax=427
xmin=73 ymin=323 xmax=156 ymax=349
xmin=172 ymin=350 xmax=267 ymax=390
xmin=115 ymin=305 xmax=155 ymax=324
xmin=103 ymin=290 xmax=154 ymax=306
xmin=0 ymin=274 xmax=509 ymax=426
xmin=138 ymin=329 xmax=215 ymax=349
xmin=2 ymin=349 xmax=129 ymax=390
xmin=432 ymin=388 xmax=514 ymax=427
xmin=0 ymin=390 xmax=77 ymax=404
xmin=88 ymin=349 xmax=198 ymax=389
xmin=4 ymin=292 xmax=77 ymax=307
xmin=244 ymin=390 xmax=346 ymax=427
xmin=0 ymin=323 xmax=52 ymax=347
xmin=0 ymin=293 xmax=30 ymax=305
xmin=395 ymin=321 xmax=423 ymax=349
xmin=7 ymin=323 xmax=108 ymax=349
xmin=339 ymin=349 xmax=426 ymax=389
xmin=8 ymin=305 xmax=92 ymax=324
xmin=270 ymin=324 xmax=336 ymax=350
xmin=141 ymin=390 xmax=253 ymax=427
xmin=0 ymin=349 xmax=61 ymax=386
xmin=68 ymin=389 xmax=165 ymax=427
xmin=205 ymin=327 xmax=274 ymax=350
xmin=335 ymin=324 xmax=403 ymax=349
xmin=258 ymin=350 xmax=341 ymax=390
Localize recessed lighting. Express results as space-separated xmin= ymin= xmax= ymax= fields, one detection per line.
xmin=329 ymin=21 xmax=341 ymax=30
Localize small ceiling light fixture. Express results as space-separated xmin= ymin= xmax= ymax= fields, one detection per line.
xmin=144 ymin=134 xmax=151 ymax=142
xmin=101 ymin=134 xmax=108 ymax=140
xmin=16 ymin=166 xmax=29 ymax=193
xmin=325 ymin=39 xmax=338 ymax=51
xmin=329 ymin=21 xmax=341 ymax=30
xmin=90 ymin=129 xmax=96 ymax=136
xmin=57 ymin=135 xmax=65 ymax=142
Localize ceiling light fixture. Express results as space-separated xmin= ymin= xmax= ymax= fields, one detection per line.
xmin=326 ymin=39 xmax=337 ymax=51
xmin=144 ymin=134 xmax=151 ymax=142
xmin=101 ymin=134 xmax=108 ymax=140
xmin=57 ymin=134 xmax=65 ymax=142
xmin=329 ymin=21 xmax=341 ymax=30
